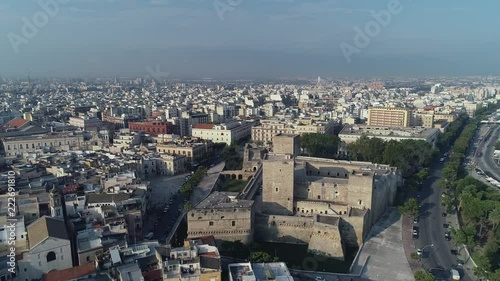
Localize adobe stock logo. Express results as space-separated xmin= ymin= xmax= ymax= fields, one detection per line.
xmin=340 ymin=0 xmax=404 ymax=63
xmin=213 ymin=0 xmax=244 ymax=21
xmin=7 ymin=0 xmax=70 ymax=54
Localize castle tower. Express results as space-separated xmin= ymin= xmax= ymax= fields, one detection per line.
xmin=49 ymin=187 xmax=63 ymax=219
xmin=262 ymin=155 xmax=295 ymax=215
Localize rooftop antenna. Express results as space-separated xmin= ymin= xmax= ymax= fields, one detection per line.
xmin=27 ymin=68 xmax=32 ymax=94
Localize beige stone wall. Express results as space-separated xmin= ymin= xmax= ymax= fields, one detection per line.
xmin=303 ymin=162 xmax=351 ymax=179
xmin=294 ymin=200 xmax=349 ymax=216
xmin=262 ymin=160 xmax=294 ymax=215
xmin=254 ymin=214 xmax=313 ymax=244
xmin=370 ymin=171 xmax=399 ymax=225
xmin=272 ymin=134 xmax=300 ymax=156
xmin=294 ymin=180 xmax=350 ymax=203
xmin=340 ymin=211 xmax=369 ymax=248
xmin=308 ymin=222 xmax=345 ymax=261
xmin=187 ymin=206 xmax=254 ymax=243
xmin=345 ymin=173 xmax=374 ymax=223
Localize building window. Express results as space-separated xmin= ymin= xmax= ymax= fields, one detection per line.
xmin=232 ymin=221 xmax=236 ymax=226
xmin=275 ymin=188 xmax=279 ymax=192
xmin=317 ymin=195 xmax=321 ymax=200
xmin=46 ymin=251 xmax=56 ymax=262
xmin=209 ymin=221 xmax=214 ymax=226
xmin=358 ymin=200 xmax=362 ymax=205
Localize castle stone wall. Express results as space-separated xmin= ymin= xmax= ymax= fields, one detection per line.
xmin=254 ymin=214 xmax=313 ymax=244
xmin=308 ymin=222 xmax=345 ymax=261
xmin=187 ymin=205 xmax=254 ymax=243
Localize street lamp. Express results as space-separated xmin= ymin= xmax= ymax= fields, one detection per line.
xmin=419 ymin=244 xmax=434 ymax=270
xmin=417 ymin=244 xmax=434 ymax=256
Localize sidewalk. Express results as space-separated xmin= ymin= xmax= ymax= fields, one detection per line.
xmin=447 ymin=209 xmax=478 ymax=280
xmin=401 ymin=215 xmax=421 ymax=274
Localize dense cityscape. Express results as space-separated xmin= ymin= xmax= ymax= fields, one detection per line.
xmin=2 ymin=0 xmax=500 ymax=280
xmin=0 ymin=76 xmax=499 ymax=281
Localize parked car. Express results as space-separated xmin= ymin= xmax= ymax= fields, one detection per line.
xmin=413 ymin=217 xmax=419 ymax=224
xmin=445 ymin=232 xmax=452 ymax=241
xmin=417 ymin=249 xmax=423 ymax=256
xmin=450 ymin=249 xmax=458 ymax=255
xmin=315 ymin=277 xmax=326 ymax=281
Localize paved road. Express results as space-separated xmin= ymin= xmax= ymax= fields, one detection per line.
xmin=416 ymin=154 xmax=472 ymax=281
xmin=148 ymin=174 xmax=189 ymax=242
xmin=475 ymin=124 xmax=500 ymax=181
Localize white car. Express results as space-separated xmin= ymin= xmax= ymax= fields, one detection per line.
xmin=315 ymin=277 xmax=326 ymax=281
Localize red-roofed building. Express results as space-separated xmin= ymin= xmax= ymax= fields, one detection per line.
xmin=2 ymin=117 xmax=30 ymax=131
xmin=62 ymin=184 xmax=79 ymax=194
xmin=129 ymin=121 xmax=179 ymax=135
xmin=43 ymin=263 xmax=96 ymax=281
xmin=192 ymin=123 xmax=215 ymax=130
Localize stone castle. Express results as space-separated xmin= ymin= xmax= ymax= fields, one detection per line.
xmin=187 ymin=134 xmax=402 ymax=260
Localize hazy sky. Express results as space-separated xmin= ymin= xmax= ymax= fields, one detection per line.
xmin=1 ymin=0 xmax=499 ymax=79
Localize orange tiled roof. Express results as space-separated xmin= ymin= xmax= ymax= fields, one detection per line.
xmin=192 ymin=124 xmax=214 ymax=130
xmin=43 ymin=262 xmax=96 ymax=281
xmin=6 ymin=117 xmax=29 ymax=128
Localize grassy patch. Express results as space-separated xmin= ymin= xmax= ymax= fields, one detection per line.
xmin=217 ymin=179 xmax=248 ymax=193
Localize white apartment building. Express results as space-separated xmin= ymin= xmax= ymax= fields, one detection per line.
xmin=113 ymin=129 xmax=142 ymax=149
xmin=192 ymin=120 xmax=255 ymax=145
xmin=69 ymin=116 xmax=102 ymax=130
xmin=2 ymin=133 xmax=83 ymax=157
xmin=252 ymin=119 xmax=337 ymax=144
xmin=339 ymin=125 xmax=440 ymax=147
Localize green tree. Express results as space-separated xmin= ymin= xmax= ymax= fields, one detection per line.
xmin=250 ymin=251 xmax=278 ymax=263
xmin=414 ymin=270 xmax=435 ymax=281
xmin=300 ymin=133 xmax=340 ymax=159
xmin=473 ymin=253 xmax=492 ymax=278
xmin=495 ymin=141 xmax=500 ymax=150
xmin=399 ymin=198 xmax=419 ymax=217
xmin=416 ymin=168 xmax=429 ymax=183
xmin=450 ymin=226 xmax=476 ymax=249
xmin=441 ymin=194 xmax=453 ymax=213
xmin=489 ymin=208 xmax=500 ymax=231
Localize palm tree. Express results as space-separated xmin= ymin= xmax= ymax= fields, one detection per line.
xmin=489 ymin=208 xmax=500 ymax=231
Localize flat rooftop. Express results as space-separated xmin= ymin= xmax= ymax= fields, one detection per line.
xmin=339 ymin=124 xmax=439 ymax=139
xmin=252 ymin=262 xmax=294 ymax=281
xmin=194 ymin=191 xmax=254 ymax=210
xmin=316 ymin=215 xmax=340 ymax=226
xmin=229 ymin=263 xmax=256 ymax=281
xmin=3 ymin=132 xmax=81 ymax=141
